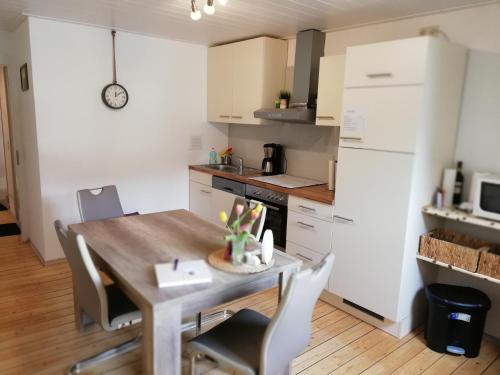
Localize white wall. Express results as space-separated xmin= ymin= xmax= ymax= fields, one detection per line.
xmin=0 ymin=30 xmax=11 ymax=65
xmin=25 ymin=18 xmax=227 ymax=261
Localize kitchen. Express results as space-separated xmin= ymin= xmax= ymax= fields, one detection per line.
xmin=1 ymin=1 xmax=500 ymax=374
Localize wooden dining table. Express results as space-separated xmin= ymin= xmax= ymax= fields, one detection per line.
xmin=69 ymin=209 xmax=302 ymax=375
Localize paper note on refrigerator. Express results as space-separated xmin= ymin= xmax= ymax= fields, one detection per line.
xmin=342 ymin=109 xmax=366 ymax=135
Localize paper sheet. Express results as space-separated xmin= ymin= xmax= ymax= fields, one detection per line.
xmin=342 ymin=108 xmax=366 ymax=136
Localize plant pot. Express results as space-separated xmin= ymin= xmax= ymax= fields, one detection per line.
xmin=279 ymin=99 xmax=288 ymax=109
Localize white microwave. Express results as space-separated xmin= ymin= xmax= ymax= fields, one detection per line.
xmin=472 ymin=174 xmax=500 ymax=221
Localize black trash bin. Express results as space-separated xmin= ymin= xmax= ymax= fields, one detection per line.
xmin=425 ymin=283 xmax=491 ymax=358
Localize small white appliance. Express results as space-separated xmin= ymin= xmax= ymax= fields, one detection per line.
xmin=472 ymin=174 xmax=500 ymax=221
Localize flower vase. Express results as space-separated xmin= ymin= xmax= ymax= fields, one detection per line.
xmin=231 ymin=238 xmax=246 ymax=266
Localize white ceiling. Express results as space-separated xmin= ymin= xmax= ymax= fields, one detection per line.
xmin=0 ymin=0 xmax=494 ymax=45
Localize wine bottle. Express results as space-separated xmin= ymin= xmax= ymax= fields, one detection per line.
xmin=453 ymin=161 xmax=464 ymax=205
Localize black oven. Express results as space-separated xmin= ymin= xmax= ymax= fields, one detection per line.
xmin=245 ymin=184 xmax=288 ymax=250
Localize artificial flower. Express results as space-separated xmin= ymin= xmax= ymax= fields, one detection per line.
xmin=236 ymin=204 xmax=244 ymax=216
xmin=219 ymin=211 xmax=228 ymax=224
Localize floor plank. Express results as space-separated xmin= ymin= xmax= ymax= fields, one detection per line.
xmin=0 ymin=221 xmax=497 ymax=375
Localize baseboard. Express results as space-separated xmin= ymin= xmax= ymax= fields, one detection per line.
xmin=320 ymin=290 xmax=416 ymax=339
xmin=29 ymin=241 xmax=65 ymax=266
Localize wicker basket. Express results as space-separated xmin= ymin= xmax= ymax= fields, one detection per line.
xmin=419 ymin=229 xmax=492 ymax=272
xmin=478 ymin=247 xmax=500 ymax=280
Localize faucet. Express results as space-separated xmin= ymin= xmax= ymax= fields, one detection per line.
xmin=233 ymin=156 xmax=244 ymax=175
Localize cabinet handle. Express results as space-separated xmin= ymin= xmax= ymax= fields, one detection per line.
xmin=366 ymin=73 xmax=393 ymax=79
xmin=219 ymin=115 xmax=231 ymax=118
xmin=295 ymin=253 xmax=313 ymax=262
xmin=200 ymin=189 xmax=211 ymax=194
xmin=340 ymin=136 xmax=362 ymax=140
xmin=223 ymin=187 xmax=234 ymax=193
xmin=297 ymin=221 xmax=315 ymax=229
xmin=298 ymin=205 xmax=316 ymax=212
xmin=316 ymin=116 xmax=335 ymax=120
xmin=231 ymin=116 xmax=243 ymax=119
xmin=333 ymin=215 xmax=354 ymax=223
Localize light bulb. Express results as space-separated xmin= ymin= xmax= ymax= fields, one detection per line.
xmin=218 ymin=0 xmax=228 ymax=5
xmin=190 ymin=9 xmax=202 ymax=20
xmin=190 ymin=0 xmax=202 ymax=20
xmin=204 ymin=3 xmax=215 ymax=15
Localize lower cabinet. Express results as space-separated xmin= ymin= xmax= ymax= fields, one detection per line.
xmin=189 ymin=181 xmax=212 ymax=221
xmin=286 ymin=241 xmax=325 ymax=269
xmin=286 ymin=196 xmax=334 ymax=283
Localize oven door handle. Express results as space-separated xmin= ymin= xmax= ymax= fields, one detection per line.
xmin=247 ymin=199 xmax=281 ymax=212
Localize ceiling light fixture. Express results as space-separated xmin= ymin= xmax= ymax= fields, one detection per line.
xmin=218 ymin=0 xmax=228 ymax=5
xmin=190 ymin=0 xmax=202 ymax=20
xmin=204 ymin=0 xmax=215 ymax=15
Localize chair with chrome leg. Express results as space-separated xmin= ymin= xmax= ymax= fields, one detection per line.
xmin=77 ymin=185 xmax=125 ymax=222
xmin=55 ymin=220 xmax=142 ymax=374
xmin=188 ymin=253 xmax=335 ymax=375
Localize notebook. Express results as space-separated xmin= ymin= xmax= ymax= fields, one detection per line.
xmin=154 ymin=260 xmax=213 ymax=288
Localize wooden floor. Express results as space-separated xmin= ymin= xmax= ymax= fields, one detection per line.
xmin=0 ymin=212 xmax=499 ymax=375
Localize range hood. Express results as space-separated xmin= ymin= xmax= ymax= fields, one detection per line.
xmin=254 ymin=29 xmax=325 ymax=124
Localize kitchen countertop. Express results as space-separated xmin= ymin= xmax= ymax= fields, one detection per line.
xmin=189 ymin=165 xmax=334 ymax=205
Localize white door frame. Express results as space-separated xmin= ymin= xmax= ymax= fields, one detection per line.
xmin=0 ymin=65 xmax=18 ymax=220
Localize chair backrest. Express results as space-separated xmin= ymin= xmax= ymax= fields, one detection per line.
xmin=228 ymin=197 xmax=268 ymax=241
xmin=77 ymin=185 xmax=124 ymax=222
xmin=260 ymin=253 xmax=335 ymax=375
xmin=54 ymin=220 xmax=110 ymax=330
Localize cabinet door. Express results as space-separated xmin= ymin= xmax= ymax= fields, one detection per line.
xmin=208 ymin=44 xmax=233 ymax=122
xmin=316 ymin=55 xmax=345 ymax=127
xmin=189 ymin=182 xmax=212 ymax=221
xmin=340 ymin=86 xmax=423 ymax=153
xmin=344 ymin=37 xmax=429 ymax=88
xmin=286 ymin=242 xmax=326 ymax=269
xmin=211 ymin=189 xmax=238 ymax=226
xmin=232 ymin=38 xmax=265 ymax=125
xmin=331 ymin=147 xmax=413 ymax=321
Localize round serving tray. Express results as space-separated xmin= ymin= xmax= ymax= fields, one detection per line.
xmin=207 ymin=248 xmax=275 ymax=274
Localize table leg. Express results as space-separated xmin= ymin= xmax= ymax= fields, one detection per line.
xmin=143 ymin=303 xmax=181 ymax=375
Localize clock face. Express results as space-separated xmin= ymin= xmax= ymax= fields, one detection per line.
xmin=101 ymin=83 xmax=129 ymax=109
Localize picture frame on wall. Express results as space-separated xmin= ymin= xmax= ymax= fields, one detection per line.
xmin=20 ymin=63 xmax=29 ymax=91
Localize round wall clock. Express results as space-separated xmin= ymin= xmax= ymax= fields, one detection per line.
xmin=102 ymin=30 xmax=129 ymax=109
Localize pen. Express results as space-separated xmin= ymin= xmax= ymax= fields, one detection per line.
xmin=173 ymin=258 xmax=179 ymax=271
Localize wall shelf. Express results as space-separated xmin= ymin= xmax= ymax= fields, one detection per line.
xmin=416 ymin=254 xmax=500 ymax=285
xmin=422 ymin=205 xmax=500 ymax=231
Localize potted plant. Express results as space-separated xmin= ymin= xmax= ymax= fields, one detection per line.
xmin=279 ymin=90 xmax=291 ymax=109
xmin=219 ymin=203 xmax=264 ymax=265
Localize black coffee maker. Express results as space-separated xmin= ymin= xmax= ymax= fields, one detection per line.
xmin=262 ymin=143 xmax=285 ymax=175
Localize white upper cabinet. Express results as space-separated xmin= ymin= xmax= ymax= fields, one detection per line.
xmin=344 ymin=37 xmax=429 ymax=88
xmin=207 ymin=37 xmax=287 ymax=125
xmin=207 ymin=44 xmax=233 ymax=122
xmin=315 ymin=55 xmax=345 ymax=126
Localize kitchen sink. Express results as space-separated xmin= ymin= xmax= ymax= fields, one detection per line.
xmin=203 ymin=164 xmax=242 ymax=174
